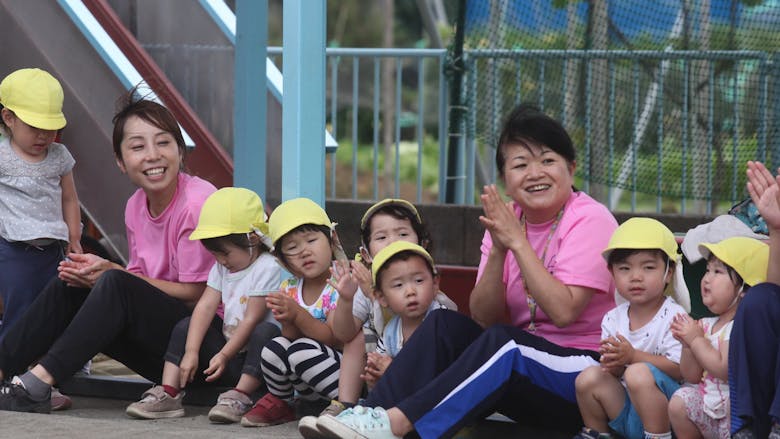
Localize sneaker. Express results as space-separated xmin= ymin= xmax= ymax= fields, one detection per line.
xmin=208 ymin=389 xmax=252 ymax=424
xmin=732 ymin=425 xmax=755 ymax=439
xmin=299 ymin=400 xmax=347 ymax=438
xmin=770 ymin=422 xmax=780 ymax=439
xmin=572 ymin=427 xmax=609 ymax=439
xmin=0 ymin=377 xmax=50 ymax=414
xmin=51 ymin=387 xmax=72 ymax=411
xmin=317 ymin=405 xmax=401 ymax=439
xmin=240 ymin=393 xmax=296 ymax=427
xmin=125 ymin=385 xmax=185 ymax=419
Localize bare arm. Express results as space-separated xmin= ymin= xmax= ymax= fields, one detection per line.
xmin=60 ymin=172 xmax=82 ymax=254
xmin=330 ymin=260 xmax=364 ymax=342
xmin=57 ymin=253 xmax=205 ymax=306
xmin=469 ymin=245 xmax=509 ymax=328
xmin=183 ymin=287 xmax=221 ymax=355
xmin=746 ymin=160 xmax=780 ymax=283
xmin=678 ymin=346 xmax=704 ymax=383
xmin=687 ymin=336 xmax=729 ymax=381
xmin=219 ymin=296 xmax=268 ymax=359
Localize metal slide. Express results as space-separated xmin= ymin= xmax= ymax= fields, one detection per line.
xmin=0 ymin=0 xmax=233 ymax=260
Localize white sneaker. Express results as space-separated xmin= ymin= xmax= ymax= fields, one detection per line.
xmin=317 ymin=405 xmax=401 ymax=439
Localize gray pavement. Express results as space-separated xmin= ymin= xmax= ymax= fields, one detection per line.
xmin=0 ymin=395 xmax=570 ymax=438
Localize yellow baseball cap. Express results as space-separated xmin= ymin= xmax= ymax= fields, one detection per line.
xmin=371 ymin=241 xmax=436 ymax=285
xmin=268 ymin=198 xmax=333 ymax=246
xmin=699 ymin=237 xmax=769 ymax=286
xmin=602 ymin=217 xmax=678 ymax=262
xmin=0 ymin=68 xmax=66 ymax=130
xmin=189 ymin=187 xmax=268 ymax=240
xmin=360 ymin=198 xmax=422 ymax=232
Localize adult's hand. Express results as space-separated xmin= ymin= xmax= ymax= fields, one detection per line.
xmin=479 ymin=184 xmax=524 ymax=253
xmin=57 ymin=252 xmax=118 ymax=288
xmin=746 ymin=160 xmax=780 ymax=230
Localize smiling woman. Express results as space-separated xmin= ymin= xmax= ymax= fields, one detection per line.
xmin=314 ymin=104 xmax=619 ymax=439
xmin=0 ymin=91 xmax=216 ymax=414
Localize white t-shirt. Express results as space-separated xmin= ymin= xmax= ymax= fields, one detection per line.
xmin=207 ymin=252 xmax=282 ymax=343
xmin=601 ymin=296 xmax=686 ymax=365
xmin=698 ymin=316 xmax=733 ymax=419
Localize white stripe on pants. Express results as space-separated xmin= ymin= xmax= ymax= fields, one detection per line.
xmin=260 ymin=336 xmax=341 ymax=401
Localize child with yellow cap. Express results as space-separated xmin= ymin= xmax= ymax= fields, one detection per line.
xmin=574 ymin=217 xmax=688 ymax=439
xmin=241 ymin=198 xmax=348 ymax=427
xmin=0 ymin=68 xmax=82 ymax=340
xmin=668 ymin=237 xmax=769 ymax=439
xmin=125 ymin=187 xmax=283 ymax=424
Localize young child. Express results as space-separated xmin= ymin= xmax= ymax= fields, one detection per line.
xmin=668 ymin=237 xmax=769 ymax=439
xmin=0 ymin=68 xmax=82 ymax=335
xmin=359 ymin=240 xmax=442 ymax=389
xmin=125 ymin=187 xmax=282 ymax=423
xmin=574 ymin=217 xmax=687 ymax=439
xmin=241 ymin=197 xmax=346 ymax=427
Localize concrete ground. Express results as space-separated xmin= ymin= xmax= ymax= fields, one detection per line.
xmin=0 ymin=395 xmax=571 ymax=439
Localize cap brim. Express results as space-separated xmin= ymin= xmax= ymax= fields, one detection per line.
xmin=12 ymin=108 xmax=66 ymax=130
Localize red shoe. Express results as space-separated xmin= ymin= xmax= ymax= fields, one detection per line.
xmin=240 ymin=393 xmax=296 ymax=427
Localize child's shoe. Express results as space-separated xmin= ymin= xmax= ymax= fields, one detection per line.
xmin=572 ymin=427 xmax=612 ymax=439
xmin=732 ymin=425 xmax=755 ymax=439
xmin=299 ymin=399 xmax=347 ymax=438
xmin=207 ymin=389 xmax=252 ymax=423
xmin=0 ymin=377 xmax=51 ymax=413
xmin=240 ymin=393 xmax=296 ymax=427
xmin=50 ymin=387 xmax=72 ymax=411
xmin=769 ymin=422 xmax=780 ymax=439
xmin=316 ymin=405 xmax=401 ymax=439
xmin=125 ymin=385 xmax=184 ymax=419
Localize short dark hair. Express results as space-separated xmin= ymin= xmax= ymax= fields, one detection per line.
xmin=112 ymin=88 xmax=187 ymax=162
xmin=201 ymin=233 xmax=270 ymax=255
xmin=361 ymin=204 xmax=432 ymax=252
xmin=495 ymin=103 xmax=576 ymax=177
xmin=273 ymin=224 xmax=333 ymax=268
xmin=375 ymin=250 xmax=436 ymax=293
xmin=607 ymin=248 xmax=672 ymax=268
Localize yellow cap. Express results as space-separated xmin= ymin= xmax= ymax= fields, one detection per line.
xmin=268 ymin=198 xmax=333 ymax=246
xmin=360 ymin=198 xmax=422 ymax=232
xmin=0 ymin=68 xmax=66 ymax=130
xmin=189 ymin=187 xmax=268 ymax=240
xmin=371 ymin=241 xmax=436 ymax=285
xmin=699 ymin=237 xmax=769 ymax=286
xmin=602 ymin=217 xmax=678 ymax=262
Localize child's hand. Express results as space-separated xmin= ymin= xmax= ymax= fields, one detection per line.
xmin=328 ymin=259 xmax=359 ymax=300
xmin=266 ymin=292 xmax=299 ymax=324
xmin=203 ymin=352 xmax=227 ymax=382
xmin=599 ymin=334 xmax=635 ymax=367
xmin=178 ymin=351 xmax=199 ymax=388
xmin=351 ymin=260 xmax=374 ymax=300
xmin=67 ymin=239 xmax=83 ymax=255
xmin=360 ymin=352 xmax=393 ymax=387
xmin=671 ymin=313 xmax=703 ymax=347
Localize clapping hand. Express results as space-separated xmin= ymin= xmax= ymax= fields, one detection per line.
xmin=328 ymin=259 xmax=359 ymax=301
xmin=746 ymin=160 xmax=780 ymax=231
xmin=599 ymin=334 xmax=635 ymax=369
xmin=670 ymin=313 xmax=703 ymax=347
xmin=266 ymin=291 xmax=300 ymax=324
xmin=479 ymin=184 xmax=523 ymax=253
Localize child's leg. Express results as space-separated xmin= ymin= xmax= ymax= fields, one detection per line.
xmin=260 ymin=336 xmax=296 ymax=399
xmin=0 ymin=240 xmax=61 ymax=336
xmin=575 ymin=365 xmax=626 ymax=433
xmin=624 ymin=363 xmax=678 ymax=436
xmin=287 ymin=337 xmax=342 ymax=401
xmin=668 ymin=390 xmax=704 ymax=439
xmin=336 ymin=330 xmax=366 ymax=405
xmin=238 ymin=321 xmax=281 ymax=395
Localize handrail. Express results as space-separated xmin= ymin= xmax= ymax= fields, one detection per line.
xmin=80 ymin=0 xmax=233 ymax=188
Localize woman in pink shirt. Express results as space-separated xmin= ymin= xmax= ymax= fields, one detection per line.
xmin=315 ymin=104 xmax=618 ymax=439
xmin=0 ymin=93 xmax=216 ymax=414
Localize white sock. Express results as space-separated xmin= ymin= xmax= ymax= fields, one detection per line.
xmin=643 ymin=431 xmax=671 ymax=439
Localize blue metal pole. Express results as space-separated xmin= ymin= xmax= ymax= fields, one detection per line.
xmin=234 ymin=0 xmax=267 ymax=196
xmin=282 ymin=0 xmax=326 ymax=205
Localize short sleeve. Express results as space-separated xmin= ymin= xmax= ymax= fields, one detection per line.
xmin=245 ymin=254 xmax=284 ymax=297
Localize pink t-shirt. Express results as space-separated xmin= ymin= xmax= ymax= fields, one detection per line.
xmin=476 ymin=191 xmax=617 ymax=351
xmin=125 ymin=173 xmax=216 ymax=283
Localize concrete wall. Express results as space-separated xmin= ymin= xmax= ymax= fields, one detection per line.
xmin=322 ymin=200 xmax=714 ymax=267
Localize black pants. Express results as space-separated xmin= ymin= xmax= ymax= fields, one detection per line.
xmin=164 ymin=315 xmax=280 ymax=387
xmin=0 ymin=270 xmax=192 ymax=384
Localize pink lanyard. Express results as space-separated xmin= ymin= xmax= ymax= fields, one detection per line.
xmin=519 ymin=207 xmax=564 ymax=332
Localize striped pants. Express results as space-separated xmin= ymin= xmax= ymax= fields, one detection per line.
xmin=260 ymin=336 xmax=341 ymax=401
xmin=366 ymin=309 xmax=599 ymax=439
